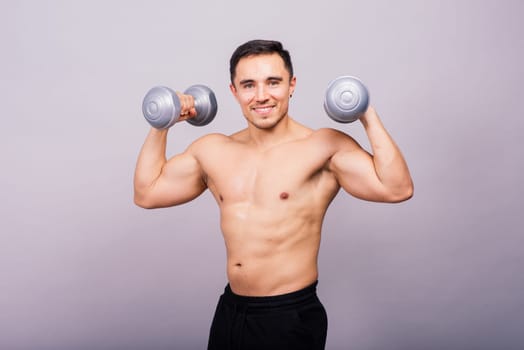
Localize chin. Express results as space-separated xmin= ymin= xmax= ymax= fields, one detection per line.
xmin=254 ymin=117 xmax=281 ymax=129
xmin=251 ymin=114 xmax=286 ymax=129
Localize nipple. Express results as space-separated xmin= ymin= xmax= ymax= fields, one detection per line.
xmin=280 ymin=192 xmax=289 ymax=200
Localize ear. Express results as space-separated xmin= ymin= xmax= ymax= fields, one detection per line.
xmin=229 ymin=83 xmax=237 ymax=96
xmin=289 ymin=76 xmax=297 ymax=97
xmin=230 ymin=83 xmax=241 ymax=102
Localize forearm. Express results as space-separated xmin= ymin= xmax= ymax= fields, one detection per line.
xmin=360 ymin=107 xmax=413 ymax=199
xmin=134 ymin=128 xmax=169 ymax=193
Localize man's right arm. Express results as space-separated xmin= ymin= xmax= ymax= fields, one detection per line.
xmin=133 ymin=127 xmax=206 ymax=209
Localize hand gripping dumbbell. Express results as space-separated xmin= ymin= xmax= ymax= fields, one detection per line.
xmin=324 ymin=76 xmax=369 ymax=123
xmin=142 ymin=85 xmax=218 ymax=129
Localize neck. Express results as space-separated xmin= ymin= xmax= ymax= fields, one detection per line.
xmin=247 ymin=115 xmax=295 ymax=149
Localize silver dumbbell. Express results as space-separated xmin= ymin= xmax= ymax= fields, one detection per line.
xmin=142 ymin=84 xmax=218 ymax=129
xmin=324 ymin=76 xmax=369 ymax=123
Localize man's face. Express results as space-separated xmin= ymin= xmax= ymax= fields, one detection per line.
xmin=230 ymin=53 xmax=296 ymax=130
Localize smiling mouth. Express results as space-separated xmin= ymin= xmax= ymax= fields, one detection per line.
xmin=251 ymin=105 xmax=275 ymax=115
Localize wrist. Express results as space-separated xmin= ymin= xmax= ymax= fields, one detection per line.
xmin=359 ymin=106 xmax=379 ymax=128
xmin=149 ymin=127 xmax=169 ymax=136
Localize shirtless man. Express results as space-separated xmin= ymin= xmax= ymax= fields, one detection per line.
xmin=134 ymin=40 xmax=413 ymax=350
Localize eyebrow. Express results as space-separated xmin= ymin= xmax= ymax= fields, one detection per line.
xmin=239 ymin=76 xmax=284 ymax=85
xmin=239 ymin=79 xmax=254 ymax=85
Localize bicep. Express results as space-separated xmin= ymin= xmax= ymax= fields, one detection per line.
xmin=143 ymin=151 xmax=206 ymax=208
xmin=329 ymin=147 xmax=389 ymax=202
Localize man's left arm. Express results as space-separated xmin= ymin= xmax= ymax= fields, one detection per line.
xmin=329 ymin=106 xmax=414 ymax=203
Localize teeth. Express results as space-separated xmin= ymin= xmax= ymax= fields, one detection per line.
xmin=254 ymin=106 xmax=273 ymax=113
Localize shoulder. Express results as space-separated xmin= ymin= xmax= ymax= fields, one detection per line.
xmin=310 ymin=128 xmax=360 ymax=151
xmin=229 ymin=128 xmax=250 ymax=143
xmin=312 ymin=127 xmax=349 ymax=138
xmin=188 ymin=132 xmax=233 ymax=151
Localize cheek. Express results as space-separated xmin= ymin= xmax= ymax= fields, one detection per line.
xmin=238 ymin=91 xmax=255 ymax=104
xmin=273 ymin=87 xmax=291 ymax=99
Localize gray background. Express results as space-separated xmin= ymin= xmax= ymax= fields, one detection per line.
xmin=1 ymin=0 xmax=523 ymax=349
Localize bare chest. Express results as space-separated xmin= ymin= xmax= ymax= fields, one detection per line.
xmin=202 ymin=144 xmax=332 ymax=204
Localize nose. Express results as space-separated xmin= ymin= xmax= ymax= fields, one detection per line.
xmin=255 ymin=85 xmax=269 ymax=102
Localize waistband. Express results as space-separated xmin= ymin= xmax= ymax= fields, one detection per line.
xmin=222 ymin=281 xmax=318 ymax=309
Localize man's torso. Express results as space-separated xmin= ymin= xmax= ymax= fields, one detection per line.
xmin=192 ymin=126 xmax=343 ymax=295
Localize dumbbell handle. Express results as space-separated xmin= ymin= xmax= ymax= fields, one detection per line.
xmin=142 ymin=85 xmax=217 ymax=129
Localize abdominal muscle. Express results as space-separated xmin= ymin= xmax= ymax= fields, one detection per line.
xmin=220 ymin=202 xmax=323 ymax=297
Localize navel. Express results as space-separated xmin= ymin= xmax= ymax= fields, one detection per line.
xmin=280 ymin=192 xmax=289 ymax=200
xmin=219 ymin=194 xmax=224 ymax=202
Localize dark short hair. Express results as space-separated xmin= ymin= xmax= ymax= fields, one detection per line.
xmin=229 ymin=39 xmax=294 ymax=85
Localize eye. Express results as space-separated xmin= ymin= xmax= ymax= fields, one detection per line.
xmin=269 ymin=80 xmax=280 ymax=87
xmin=243 ymin=83 xmax=254 ymax=89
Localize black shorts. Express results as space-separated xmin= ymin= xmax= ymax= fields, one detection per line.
xmin=207 ymin=281 xmax=328 ymax=350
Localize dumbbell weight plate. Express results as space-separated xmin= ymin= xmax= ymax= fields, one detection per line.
xmin=324 ymin=76 xmax=369 ymax=123
xmin=184 ymin=84 xmax=218 ymax=127
xmin=142 ymin=86 xmax=181 ymax=129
